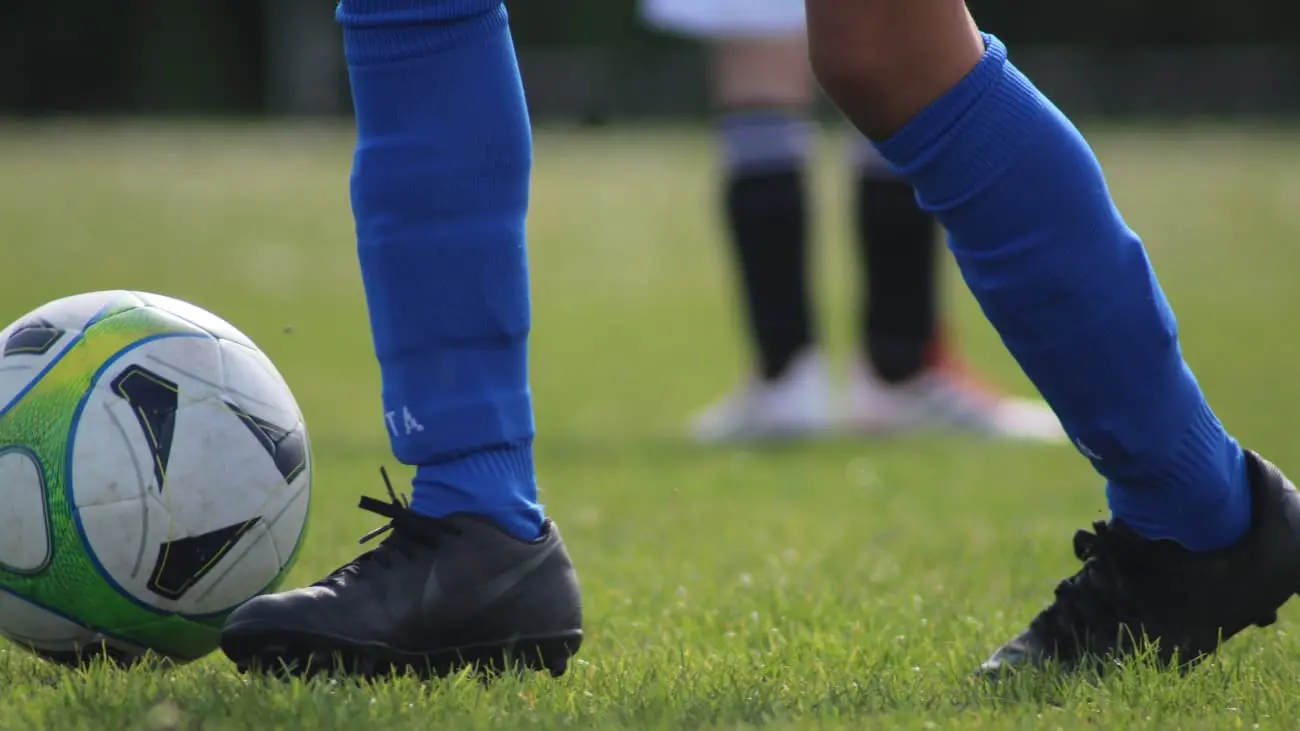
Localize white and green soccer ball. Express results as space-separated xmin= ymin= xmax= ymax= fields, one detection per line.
xmin=0 ymin=291 xmax=311 ymax=664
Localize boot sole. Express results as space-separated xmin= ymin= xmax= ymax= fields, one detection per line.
xmin=220 ymin=627 xmax=582 ymax=680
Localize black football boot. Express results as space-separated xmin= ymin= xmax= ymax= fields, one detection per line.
xmin=982 ymin=450 xmax=1300 ymax=676
xmin=221 ymin=470 xmax=583 ymax=679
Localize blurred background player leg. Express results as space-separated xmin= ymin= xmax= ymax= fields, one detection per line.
xmin=845 ymin=137 xmax=1063 ymax=441
xmin=643 ymin=0 xmax=1061 ymax=444
xmin=852 ymin=138 xmax=938 ymax=387
xmin=643 ymin=0 xmax=834 ymax=444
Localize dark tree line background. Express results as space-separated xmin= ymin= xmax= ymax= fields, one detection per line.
xmin=1 ymin=1 xmax=1297 ymax=117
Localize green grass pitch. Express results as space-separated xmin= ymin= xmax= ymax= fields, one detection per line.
xmin=1 ymin=123 xmax=1299 ymax=730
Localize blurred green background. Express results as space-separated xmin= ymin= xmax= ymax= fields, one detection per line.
xmin=2 ymin=1 xmax=1299 ymax=119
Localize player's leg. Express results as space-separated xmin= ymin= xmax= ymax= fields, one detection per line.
xmin=806 ymin=0 xmax=1300 ymax=672
xmin=846 ymin=138 xmax=1062 ymax=441
xmin=643 ymin=0 xmax=833 ymax=444
xmin=692 ymin=35 xmax=838 ymax=443
xmin=220 ymin=0 xmax=582 ymax=678
xmin=714 ymin=37 xmax=817 ymax=388
xmin=851 ymin=139 xmax=938 ymax=386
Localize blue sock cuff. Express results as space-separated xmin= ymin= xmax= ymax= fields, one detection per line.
xmin=1106 ymin=397 xmax=1249 ymax=551
xmin=1156 ymin=396 xmax=1244 ymax=493
xmin=337 ymin=0 xmax=506 ymax=64
xmin=412 ymin=441 xmax=543 ymax=539
xmin=417 ymin=439 xmax=536 ymax=483
xmin=874 ymin=35 xmax=1042 ymax=208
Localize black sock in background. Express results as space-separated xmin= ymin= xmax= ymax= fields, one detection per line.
xmin=855 ymin=174 xmax=939 ymax=383
xmin=724 ymin=168 xmax=814 ymax=380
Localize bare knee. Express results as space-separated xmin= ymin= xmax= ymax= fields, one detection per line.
xmin=711 ymin=36 xmax=814 ymax=110
xmin=805 ymin=0 xmax=983 ymax=139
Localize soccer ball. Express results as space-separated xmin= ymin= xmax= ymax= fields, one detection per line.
xmin=0 ymin=291 xmax=311 ymax=664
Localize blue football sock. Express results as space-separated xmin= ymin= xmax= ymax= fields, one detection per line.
xmin=337 ymin=0 xmax=543 ymax=540
xmin=874 ymin=36 xmax=1250 ymax=552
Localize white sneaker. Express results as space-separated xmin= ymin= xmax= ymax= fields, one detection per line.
xmin=689 ymin=349 xmax=836 ymax=444
xmin=846 ymin=352 xmax=1067 ymax=442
